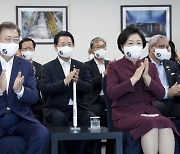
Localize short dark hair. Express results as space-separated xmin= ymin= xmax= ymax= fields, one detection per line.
xmin=0 ymin=22 xmax=21 ymax=37
xmin=117 ymin=25 xmax=146 ymax=53
xmin=19 ymin=38 xmax=36 ymax=49
xmin=54 ymin=31 xmax=75 ymax=45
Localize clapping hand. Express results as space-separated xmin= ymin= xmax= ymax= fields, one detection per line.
xmin=130 ymin=58 xmax=151 ymax=86
xmin=72 ymin=68 xmax=80 ymax=83
xmin=64 ymin=68 xmax=80 ymax=85
xmin=168 ymin=82 xmax=180 ymax=98
xmin=130 ymin=62 xmax=145 ymax=86
xmin=13 ymin=72 xmax=24 ymax=93
xmin=0 ymin=70 xmax=7 ymax=94
xmin=142 ymin=58 xmax=151 ymax=86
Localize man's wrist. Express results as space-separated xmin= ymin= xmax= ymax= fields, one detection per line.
xmin=15 ymin=86 xmax=24 ymax=99
xmin=0 ymin=90 xmax=5 ymax=95
xmin=14 ymin=87 xmax=22 ymax=93
xmin=64 ymin=78 xmax=69 ymax=86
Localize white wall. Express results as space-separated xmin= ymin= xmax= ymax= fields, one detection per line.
xmin=0 ymin=0 xmax=180 ymax=64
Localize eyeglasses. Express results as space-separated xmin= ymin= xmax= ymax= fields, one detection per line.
xmin=57 ymin=43 xmax=73 ymax=47
xmin=21 ymin=47 xmax=35 ymax=51
xmin=93 ymin=44 xmax=106 ymax=50
xmin=1 ymin=37 xmax=20 ymax=44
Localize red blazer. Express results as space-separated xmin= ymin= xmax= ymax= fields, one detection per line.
xmin=107 ymin=57 xmax=165 ymax=121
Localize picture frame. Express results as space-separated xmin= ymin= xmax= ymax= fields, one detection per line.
xmin=121 ymin=5 xmax=171 ymax=41
xmin=16 ymin=6 xmax=68 ymax=44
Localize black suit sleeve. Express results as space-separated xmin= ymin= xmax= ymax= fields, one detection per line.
xmin=41 ymin=64 xmax=68 ymax=96
xmin=85 ymin=60 xmax=102 ymax=90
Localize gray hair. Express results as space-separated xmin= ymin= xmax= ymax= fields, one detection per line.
xmin=148 ymin=35 xmax=169 ymax=50
xmin=90 ymin=37 xmax=106 ymax=49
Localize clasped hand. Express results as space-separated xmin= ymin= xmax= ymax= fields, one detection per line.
xmin=0 ymin=70 xmax=7 ymax=94
xmin=13 ymin=72 xmax=24 ymax=93
xmin=0 ymin=71 xmax=24 ymax=94
xmin=130 ymin=58 xmax=151 ymax=86
xmin=64 ymin=68 xmax=80 ymax=85
xmin=168 ymin=82 xmax=180 ymax=98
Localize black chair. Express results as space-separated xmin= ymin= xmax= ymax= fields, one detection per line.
xmin=102 ymin=76 xmax=143 ymax=154
xmin=102 ymin=76 xmax=180 ymax=154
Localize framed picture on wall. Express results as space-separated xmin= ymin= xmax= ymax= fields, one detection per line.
xmin=121 ymin=5 xmax=171 ymax=41
xmin=16 ymin=6 xmax=68 ymax=44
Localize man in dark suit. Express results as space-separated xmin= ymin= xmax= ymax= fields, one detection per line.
xmin=0 ymin=22 xmax=50 ymax=153
xmin=18 ymin=38 xmax=43 ymax=122
xmin=41 ymin=31 xmax=95 ymax=154
xmin=147 ymin=34 xmax=180 ymax=119
xmin=85 ymin=37 xmax=109 ymax=126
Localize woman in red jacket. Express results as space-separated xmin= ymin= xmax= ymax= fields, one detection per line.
xmin=107 ymin=25 xmax=179 ymax=154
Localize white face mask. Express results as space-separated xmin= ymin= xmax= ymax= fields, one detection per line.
xmin=22 ymin=50 xmax=35 ymax=60
xmin=94 ymin=49 xmax=107 ymax=59
xmin=124 ymin=45 xmax=143 ymax=61
xmin=88 ymin=53 xmax=94 ymax=60
xmin=58 ymin=46 xmax=74 ymax=58
xmin=0 ymin=43 xmax=19 ymax=57
xmin=154 ymin=48 xmax=171 ymax=61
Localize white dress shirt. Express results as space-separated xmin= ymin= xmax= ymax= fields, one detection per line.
xmin=0 ymin=56 xmax=24 ymax=97
xmin=94 ymin=58 xmax=105 ymax=96
xmin=58 ymin=57 xmax=74 ymax=105
xmin=150 ymin=57 xmax=169 ymax=99
xmin=59 ymin=57 xmax=71 ymax=77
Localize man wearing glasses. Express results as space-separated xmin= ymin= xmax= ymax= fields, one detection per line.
xmin=18 ymin=38 xmax=43 ymax=123
xmin=85 ymin=37 xmax=109 ymax=124
xmin=41 ymin=31 xmax=95 ymax=154
xmin=0 ymin=22 xmax=50 ymax=154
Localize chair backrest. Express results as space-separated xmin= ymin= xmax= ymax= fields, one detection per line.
xmin=102 ymin=76 xmax=143 ymax=154
xmin=102 ymin=76 xmax=115 ymax=132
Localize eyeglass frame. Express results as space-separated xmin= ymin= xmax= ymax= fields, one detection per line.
xmin=0 ymin=36 xmax=20 ymax=44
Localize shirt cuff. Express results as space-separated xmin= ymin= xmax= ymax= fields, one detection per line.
xmin=16 ymin=86 xmax=24 ymax=99
xmin=163 ymin=88 xmax=168 ymax=99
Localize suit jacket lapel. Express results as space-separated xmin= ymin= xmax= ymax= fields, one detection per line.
xmin=70 ymin=59 xmax=76 ymax=71
xmin=163 ymin=60 xmax=173 ymax=87
xmin=91 ymin=59 xmax=100 ymax=75
xmin=54 ymin=58 xmax=65 ymax=79
xmin=8 ymin=57 xmax=21 ymax=96
xmin=105 ymin=60 xmax=109 ymax=68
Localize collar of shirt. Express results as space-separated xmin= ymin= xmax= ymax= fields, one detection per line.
xmin=58 ymin=56 xmax=71 ymax=66
xmin=94 ymin=58 xmax=105 ymax=74
xmin=149 ymin=56 xmax=169 ymax=99
xmin=93 ymin=58 xmax=105 ymax=96
xmin=149 ymin=56 xmax=163 ymax=66
xmin=58 ymin=56 xmax=71 ymax=77
xmin=94 ymin=58 xmax=105 ymax=65
xmin=0 ymin=56 xmax=14 ymax=70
